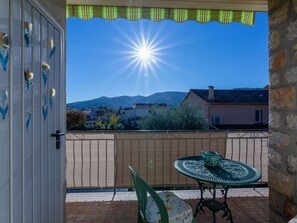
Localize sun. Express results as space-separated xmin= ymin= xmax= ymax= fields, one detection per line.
xmin=129 ymin=36 xmax=159 ymax=72
xmin=131 ymin=38 xmax=158 ymax=71
xmin=116 ymin=26 xmax=166 ymax=75
xmin=138 ymin=44 xmax=151 ymax=59
xmin=114 ymin=22 xmax=174 ymax=78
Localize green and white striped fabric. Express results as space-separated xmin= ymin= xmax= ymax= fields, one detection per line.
xmin=66 ymin=5 xmax=255 ymax=25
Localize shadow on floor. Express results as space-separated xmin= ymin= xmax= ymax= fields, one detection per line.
xmin=66 ymin=197 xmax=269 ymax=223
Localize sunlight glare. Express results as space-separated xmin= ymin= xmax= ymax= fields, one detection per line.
xmin=114 ymin=22 xmax=179 ymax=79
xmin=131 ymin=37 xmax=158 ymax=71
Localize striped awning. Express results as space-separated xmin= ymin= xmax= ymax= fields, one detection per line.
xmin=66 ymin=5 xmax=255 ymax=25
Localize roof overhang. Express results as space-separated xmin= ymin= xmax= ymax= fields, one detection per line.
xmin=66 ymin=0 xmax=268 ymax=12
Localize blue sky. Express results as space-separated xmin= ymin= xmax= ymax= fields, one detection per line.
xmin=66 ymin=13 xmax=268 ymax=103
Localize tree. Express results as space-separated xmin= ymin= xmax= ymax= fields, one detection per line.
xmin=94 ymin=111 xmax=123 ymax=130
xmin=108 ymin=113 xmax=123 ymax=129
xmin=67 ymin=110 xmax=86 ymax=130
xmin=140 ymin=102 xmax=209 ymax=130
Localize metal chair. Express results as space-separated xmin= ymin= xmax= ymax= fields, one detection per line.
xmin=128 ymin=166 xmax=195 ymax=223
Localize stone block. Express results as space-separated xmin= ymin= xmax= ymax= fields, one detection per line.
xmin=286 ymin=114 xmax=297 ymax=131
xmin=288 ymin=20 xmax=297 ymax=41
xmin=285 ymin=66 xmax=297 ymax=84
xmin=269 ymin=148 xmax=282 ymax=165
xmin=269 ymin=111 xmax=282 ymax=129
xmin=269 ymin=71 xmax=282 ymax=87
xmin=284 ymin=201 xmax=297 ymax=220
xmin=268 ymin=0 xmax=283 ymax=11
xmin=270 ymin=188 xmax=287 ymax=217
xmin=269 ymin=2 xmax=289 ymax=27
xmin=270 ymin=87 xmax=296 ymax=109
xmin=269 ymin=210 xmax=288 ymax=223
xmin=287 ymin=155 xmax=297 ymax=174
xmin=270 ymin=51 xmax=286 ymax=70
xmin=294 ymin=0 xmax=297 ymax=13
xmin=294 ymin=44 xmax=297 ymax=61
xmin=269 ymin=132 xmax=290 ymax=149
xmin=269 ymin=167 xmax=294 ymax=199
xmin=269 ymin=31 xmax=280 ymax=50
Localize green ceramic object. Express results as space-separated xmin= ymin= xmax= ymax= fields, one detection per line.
xmin=200 ymin=150 xmax=222 ymax=167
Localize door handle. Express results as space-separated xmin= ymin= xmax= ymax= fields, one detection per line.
xmin=51 ymin=130 xmax=65 ymax=150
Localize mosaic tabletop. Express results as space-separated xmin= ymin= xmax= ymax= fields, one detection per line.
xmin=174 ymin=156 xmax=261 ymax=185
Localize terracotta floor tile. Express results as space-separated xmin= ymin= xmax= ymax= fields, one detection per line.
xmin=66 ymin=197 xmax=268 ymax=223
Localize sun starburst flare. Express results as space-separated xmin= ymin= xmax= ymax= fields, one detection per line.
xmin=112 ymin=21 xmax=185 ymax=94
xmin=130 ymin=37 xmax=158 ymax=71
xmin=125 ymin=34 xmax=162 ymax=74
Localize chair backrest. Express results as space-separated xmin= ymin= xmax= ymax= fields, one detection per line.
xmin=128 ymin=166 xmax=169 ymax=223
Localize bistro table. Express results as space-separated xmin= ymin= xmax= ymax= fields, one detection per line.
xmin=174 ymin=156 xmax=261 ymax=223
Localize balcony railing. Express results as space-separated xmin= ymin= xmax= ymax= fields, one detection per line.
xmin=66 ymin=130 xmax=268 ymax=189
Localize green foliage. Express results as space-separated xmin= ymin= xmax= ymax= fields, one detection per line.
xmin=140 ymin=103 xmax=209 ymax=130
xmin=67 ymin=110 xmax=86 ymax=130
xmin=95 ymin=111 xmax=123 ymax=130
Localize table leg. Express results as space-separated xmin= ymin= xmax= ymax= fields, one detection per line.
xmin=194 ymin=182 xmax=234 ymax=223
xmin=221 ymin=186 xmax=234 ymax=223
xmin=212 ymin=183 xmax=216 ymax=223
xmin=194 ymin=181 xmax=206 ymax=217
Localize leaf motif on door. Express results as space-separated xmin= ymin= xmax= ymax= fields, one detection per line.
xmin=0 ymin=89 xmax=8 ymax=120
xmin=24 ymin=22 xmax=33 ymax=48
xmin=41 ymin=62 xmax=50 ymax=86
xmin=42 ymin=105 xmax=48 ymax=121
xmin=25 ymin=112 xmax=32 ymax=130
xmin=42 ymin=95 xmax=48 ymax=121
xmin=49 ymin=38 xmax=56 ymax=58
xmin=0 ymin=32 xmax=9 ymax=71
xmin=0 ymin=105 xmax=8 ymax=120
xmin=0 ymin=49 xmax=9 ymax=71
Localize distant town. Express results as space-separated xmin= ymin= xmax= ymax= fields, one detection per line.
xmin=67 ymin=86 xmax=269 ymax=131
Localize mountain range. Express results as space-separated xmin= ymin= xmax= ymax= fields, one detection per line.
xmin=67 ymin=91 xmax=187 ymax=109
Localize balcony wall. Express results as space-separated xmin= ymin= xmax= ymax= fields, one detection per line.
xmin=66 ymin=131 xmax=268 ymax=189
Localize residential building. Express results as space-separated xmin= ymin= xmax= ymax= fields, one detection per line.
xmin=120 ymin=103 xmax=167 ymax=124
xmin=183 ymin=86 xmax=268 ymax=129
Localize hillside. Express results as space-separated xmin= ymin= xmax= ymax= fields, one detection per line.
xmin=67 ymin=91 xmax=187 ymax=109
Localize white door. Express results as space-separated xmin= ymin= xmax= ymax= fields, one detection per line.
xmin=0 ymin=0 xmax=65 ymax=222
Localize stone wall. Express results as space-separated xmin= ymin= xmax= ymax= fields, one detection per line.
xmin=269 ymin=0 xmax=297 ymax=222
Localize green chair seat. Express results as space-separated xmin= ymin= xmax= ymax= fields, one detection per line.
xmin=129 ymin=166 xmax=195 ymax=223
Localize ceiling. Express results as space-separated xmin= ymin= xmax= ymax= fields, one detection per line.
xmin=66 ymin=0 xmax=268 ymax=12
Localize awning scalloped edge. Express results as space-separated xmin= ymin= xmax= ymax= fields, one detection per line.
xmin=66 ymin=5 xmax=255 ymax=26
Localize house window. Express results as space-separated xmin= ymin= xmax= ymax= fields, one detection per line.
xmin=255 ymin=110 xmax=263 ymax=123
xmin=211 ymin=116 xmax=221 ymax=124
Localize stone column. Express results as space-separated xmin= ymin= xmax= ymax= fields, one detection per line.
xmin=269 ymin=0 xmax=297 ymax=222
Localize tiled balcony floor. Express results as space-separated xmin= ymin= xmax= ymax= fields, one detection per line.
xmin=66 ymin=187 xmax=269 ymax=223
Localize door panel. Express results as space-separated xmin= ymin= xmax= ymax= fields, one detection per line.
xmin=40 ymin=15 xmax=49 ymax=223
xmin=47 ymin=22 xmax=55 ymax=223
xmin=23 ymin=1 xmax=33 ymax=222
xmin=32 ymin=7 xmax=41 ymax=223
xmin=0 ymin=0 xmax=10 ymax=222
xmin=0 ymin=0 xmax=65 ymax=222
